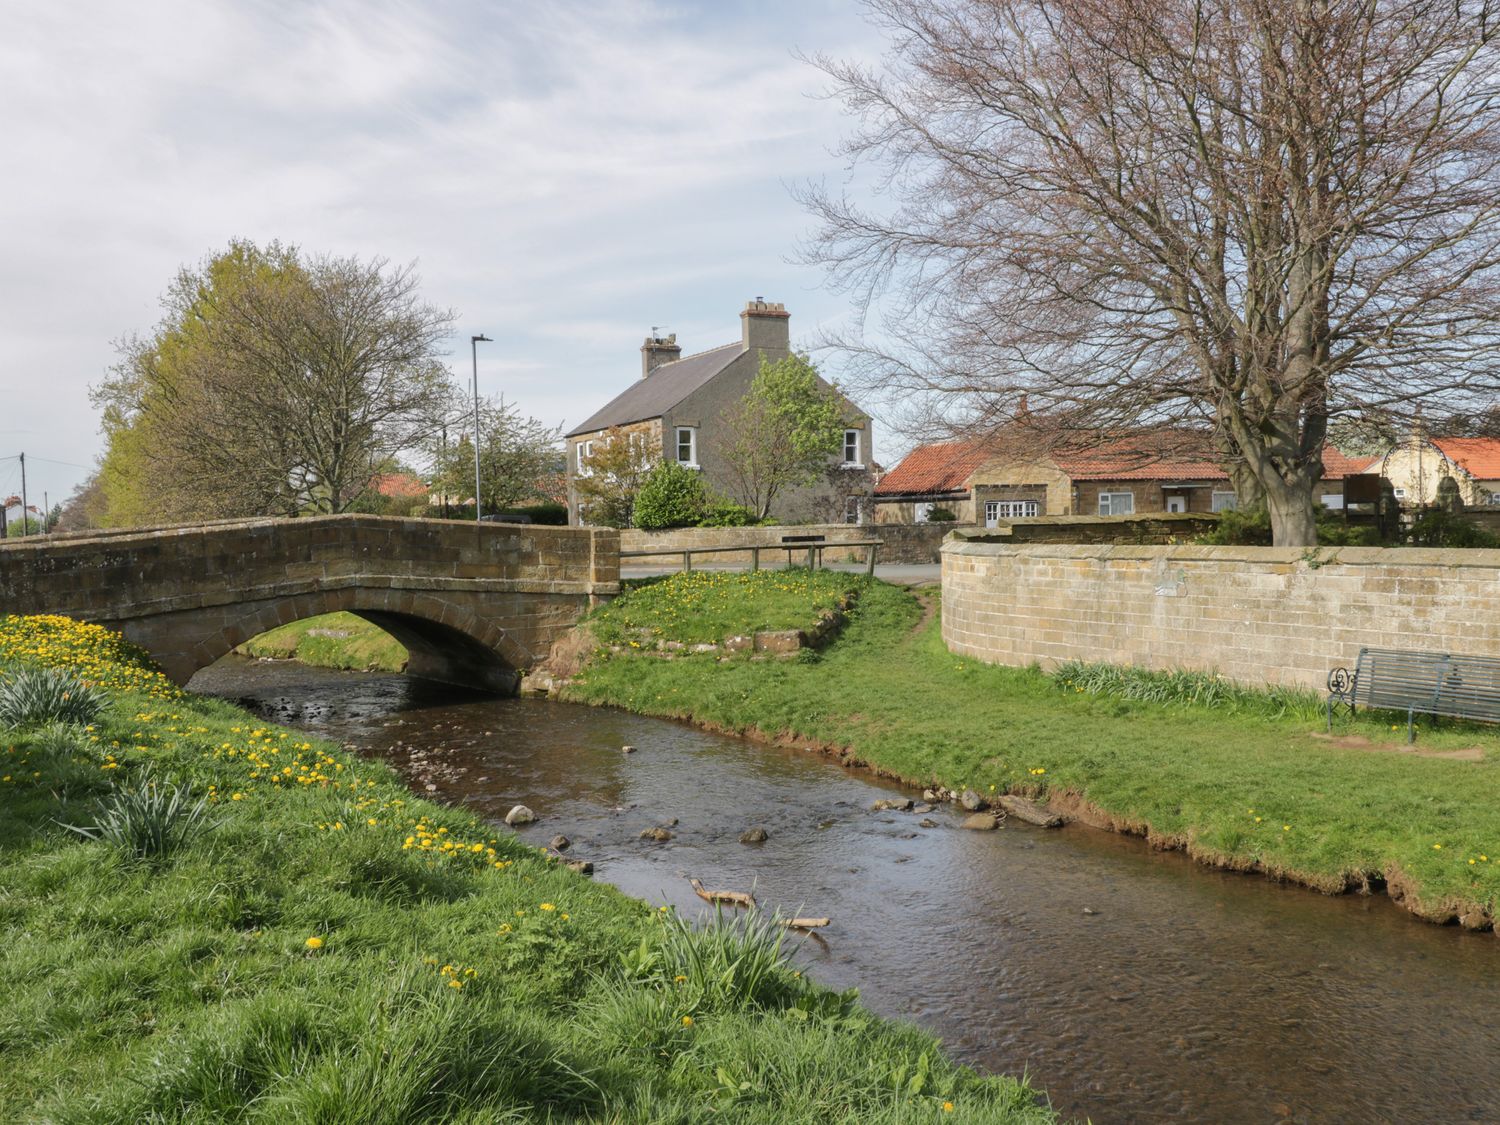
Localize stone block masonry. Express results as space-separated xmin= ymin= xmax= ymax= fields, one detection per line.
xmin=620 ymin=521 xmax=956 ymax=566
xmin=0 ymin=515 xmax=620 ymax=693
xmin=941 ymin=540 xmax=1500 ymax=689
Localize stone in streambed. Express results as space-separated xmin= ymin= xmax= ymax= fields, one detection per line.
xmin=622 ymin=745 xmax=637 ymax=754
xmin=565 ymin=859 xmax=594 ymax=875
xmin=913 ymin=803 xmax=933 ymax=814
xmin=639 ymin=827 xmax=673 ymax=842
xmin=918 ymin=818 xmax=939 ymax=828
xmin=739 ymin=827 xmax=769 ymax=844
xmin=505 ymin=805 xmax=536 ymax=826
xmin=961 ymin=813 xmax=999 ymax=831
xmin=997 ymin=794 xmax=1064 ymax=828
xmin=871 ymin=798 xmax=913 ymax=812
xmin=549 ymin=835 xmax=571 ymax=852
xmin=959 ymin=789 xmax=988 ymax=811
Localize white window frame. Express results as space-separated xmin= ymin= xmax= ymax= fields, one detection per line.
xmin=1098 ymin=491 xmax=1135 ymax=516
xmin=1488 ymin=491 xmax=1500 ymax=506
xmin=575 ymin=440 xmax=594 ymax=475
xmin=1211 ymin=491 xmax=1238 ymax=512
xmin=1393 ymin=487 xmax=1407 ymax=500
xmin=844 ymin=496 xmax=862 ymax=524
xmin=1320 ymin=493 xmax=1345 ymax=511
xmin=984 ymin=500 xmax=1039 ymax=527
xmin=842 ymin=428 xmax=864 ymax=468
xmin=913 ymin=501 xmax=935 ymax=524
xmin=675 ymin=426 xmax=698 ymax=468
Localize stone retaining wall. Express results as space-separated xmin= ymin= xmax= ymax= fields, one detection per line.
xmin=620 ymin=522 xmax=959 ymax=566
xmin=941 ymin=540 xmax=1500 ymax=689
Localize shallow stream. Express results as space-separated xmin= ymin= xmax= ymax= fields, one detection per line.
xmin=192 ymin=657 xmax=1500 ymax=1124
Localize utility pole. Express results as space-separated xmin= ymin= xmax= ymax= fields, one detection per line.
xmin=43 ymin=491 xmax=49 ymax=534
xmin=471 ymin=334 xmax=492 ymax=522
xmin=19 ymin=452 xmax=28 ymax=538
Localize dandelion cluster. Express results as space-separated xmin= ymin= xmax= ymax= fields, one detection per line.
xmin=0 ymin=615 xmax=182 ymax=699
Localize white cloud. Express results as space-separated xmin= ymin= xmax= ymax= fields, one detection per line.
xmin=0 ymin=0 xmax=896 ymax=508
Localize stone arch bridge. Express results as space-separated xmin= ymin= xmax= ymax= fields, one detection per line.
xmin=0 ymin=515 xmax=620 ymax=693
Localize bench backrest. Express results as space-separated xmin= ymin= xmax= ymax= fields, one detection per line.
xmin=781 ymin=535 xmax=827 ymax=544
xmin=1354 ymin=647 xmax=1500 ymax=721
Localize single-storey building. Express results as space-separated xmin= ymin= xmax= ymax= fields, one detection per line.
xmin=875 ymin=431 xmax=1367 ymax=525
xmin=1368 ymin=434 xmax=1500 ymax=508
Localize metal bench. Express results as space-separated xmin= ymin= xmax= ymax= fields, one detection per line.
xmin=1326 ymin=647 xmax=1500 ymax=742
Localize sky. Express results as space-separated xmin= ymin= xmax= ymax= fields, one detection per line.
xmin=0 ymin=0 xmax=893 ymax=511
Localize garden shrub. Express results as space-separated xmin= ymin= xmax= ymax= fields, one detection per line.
xmin=1408 ymin=508 xmax=1500 ymax=548
xmin=699 ymin=501 xmax=758 ymax=527
xmin=926 ymin=507 xmax=957 ymax=522
xmin=633 ymin=462 xmax=707 ymax=530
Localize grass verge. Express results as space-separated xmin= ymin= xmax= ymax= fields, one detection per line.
xmin=563 ymin=578 xmax=1500 ymax=929
xmin=236 ymin=610 xmax=409 ymax=673
xmin=0 ymin=614 xmax=1053 ymax=1122
xmin=590 ymin=570 xmax=864 ymax=647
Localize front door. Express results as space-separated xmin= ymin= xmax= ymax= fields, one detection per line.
xmin=1166 ymin=496 xmax=1186 ymax=513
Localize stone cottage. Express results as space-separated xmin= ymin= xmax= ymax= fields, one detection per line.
xmin=564 ymin=300 xmax=874 ymax=524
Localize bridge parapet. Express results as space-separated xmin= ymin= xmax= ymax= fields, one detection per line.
xmin=0 ymin=515 xmax=620 ymax=693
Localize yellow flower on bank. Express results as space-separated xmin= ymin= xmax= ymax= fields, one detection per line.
xmin=305 ymin=936 xmax=324 ymax=950
xmin=539 ymin=903 xmax=556 ymax=911
xmin=942 ymin=1102 xmax=955 ymax=1112
xmin=681 ymin=1015 xmax=694 ymax=1027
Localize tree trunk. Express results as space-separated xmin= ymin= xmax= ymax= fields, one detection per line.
xmin=1264 ymin=477 xmax=1319 ymax=547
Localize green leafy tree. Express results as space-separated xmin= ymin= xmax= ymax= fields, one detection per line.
xmin=720 ymin=354 xmax=849 ymax=519
xmin=573 ymin=426 xmax=660 ymax=527
xmin=633 ymin=462 xmax=707 ymax=530
xmin=92 ymin=240 xmax=453 ymax=524
xmin=427 ymin=396 xmax=561 ymax=517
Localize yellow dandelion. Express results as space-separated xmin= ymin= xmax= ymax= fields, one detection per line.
xmin=305 ymin=936 xmax=324 ymax=950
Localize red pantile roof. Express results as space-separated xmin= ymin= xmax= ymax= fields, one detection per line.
xmin=371 ymin=472 xmax=427 ymax=500
xmin=878 ymin=432 xmax=1367 ymax=495
xmin=874 ymin=439 xmax=991 ymax=496
xmin=1434 ymin=437 xmax=1500 ymax=480
xmin=1320 ymin=445 xmax=1375 ymax=477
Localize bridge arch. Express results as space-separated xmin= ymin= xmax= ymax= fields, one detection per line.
xmin=195 ymin=589 xmax=531 ymax=693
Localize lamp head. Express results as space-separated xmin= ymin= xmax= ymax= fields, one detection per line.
xmin=472 ymin=334 xmax=492 ymax=343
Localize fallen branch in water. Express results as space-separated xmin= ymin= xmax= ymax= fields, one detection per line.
xmin=688 ymin=877 xmax=756 ymax=909
xmin=780 ymin=917 xmax=831 ymax=931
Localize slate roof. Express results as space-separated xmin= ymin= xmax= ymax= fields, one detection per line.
xmin=1433 ymin=437 xmax=1500 ymax=480
xmin=873 ymin=439 xmax=992 ymax=497
xmin=566 ymin=343 xmax=741 ymax=438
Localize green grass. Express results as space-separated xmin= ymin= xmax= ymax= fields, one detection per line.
xmin=238 ymin=611 xmax=409 ymax=672
xmin=564 ymin=578 xmax=1500 ymax=924
xmin=0 ymin=619 xmax=1051 ymax=1123
xmin=587 ymin=569 xmax=863 ymax=647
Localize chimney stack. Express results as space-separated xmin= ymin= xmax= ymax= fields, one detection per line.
xmin=640 ymin=329 xmax=681 ymax=378
xmin=740 ymin=298 xmax=790 ymax=355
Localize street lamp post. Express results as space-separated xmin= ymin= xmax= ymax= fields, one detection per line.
xmin=470 ymin=334 xmax=492 ymax=522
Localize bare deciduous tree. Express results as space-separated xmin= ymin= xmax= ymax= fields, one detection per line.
xmin=802 ymin=0 xmax=1500 ymax=544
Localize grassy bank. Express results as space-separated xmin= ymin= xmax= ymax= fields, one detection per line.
xmin=0 ymin=614 xmax=1052 ymax=1123
xmin=563 ymin=575 xmax=1500 ymax=928
xmin=237 ymin=611 xmax=408 ymax=672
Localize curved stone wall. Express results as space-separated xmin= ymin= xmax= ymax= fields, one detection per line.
xmin=941 ymin=539 xmax=1500 ymax=689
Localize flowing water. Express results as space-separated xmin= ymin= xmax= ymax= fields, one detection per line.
xmin=192 ymin=657 xmax=1500 ymax=1125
